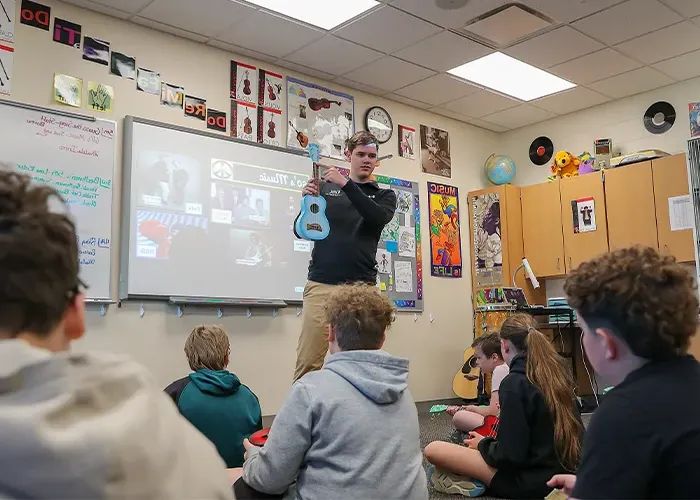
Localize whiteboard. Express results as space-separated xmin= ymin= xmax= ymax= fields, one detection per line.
xmin=120 ymin=116 xmax=312 ymax=302
xmin=0 ymin=99 xmax=116 ymax=300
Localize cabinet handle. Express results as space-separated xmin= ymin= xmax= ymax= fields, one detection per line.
xmin=556 ymin=258 xmax=560 ymax=270
xmin=568 ymin=256 xmax=572 ymax=269
xmin=664 ymin=244 xmax=669 ymax=254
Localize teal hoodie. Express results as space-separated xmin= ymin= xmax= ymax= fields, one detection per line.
xmin=165 ymin=369 xmax=262 ymax=467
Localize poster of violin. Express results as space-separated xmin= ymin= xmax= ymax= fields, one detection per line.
xmin=258 ymin=68 xmax=283 ymax=111
xmin=231 ymin=100 xmax=257 ymax=143
xmin=428 ymin=181 xmax=462 ymax=278
xmin=230 ymin=60 xmax=257 ymax=105
xmin=287 ymin=76 xmax=354 ymax=161
xmin=257 ymin=106 xmax=282 ymax=148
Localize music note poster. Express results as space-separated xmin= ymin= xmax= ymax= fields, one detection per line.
xmin=230 ymin=60 xmax=257 ymax=105
xmin=257 ymin=106 xmax=282 ymax=148
xmin=258 ymin=68 xmax=283 ymax=111
xmin=231 ymin=100 xmax=257 ymax=142
xmin=428 ymin=181 xmax=462 ymax=278
xmin=287 ymin=76 xmax=354 ymax=160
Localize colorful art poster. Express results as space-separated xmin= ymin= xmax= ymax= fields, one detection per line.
xmin=257 ymin=106 xmax=282 ymax=148
xmin=398 ymin=124 xmax=415 ymax=160
xmin=287 ymin=76 xmax=354 ymax=161
xmin=472 ymin=191 xmax=502 ymax=287
xmin=689 ymin=102 xmax=700 ymax=138
xmin=258 ymin=68 xmax=283 ymax=111
xmin=428 ymin=182 xmax=462 ymax=278
xmin=420 ymin=124 xmax=451 ymax=177
xmin=230 ymin=60 xmax=256 ymax=105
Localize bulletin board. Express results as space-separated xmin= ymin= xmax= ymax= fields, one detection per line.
xmin=337 ymin=167 xmax=423 ymax=311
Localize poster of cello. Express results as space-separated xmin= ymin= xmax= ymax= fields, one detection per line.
xmin=287 ymin=76 xmax=354 ymax=160
xmin=428 ymin=182 xmax=462 ymax=278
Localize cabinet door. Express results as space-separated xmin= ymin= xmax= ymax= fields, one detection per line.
xmin=605 ymin=162 xmax=659 ymax=251
xmin=652 ymin=154 xmax=695 ymax=262
xmin=521 ymin=180 xmax=565 ymax=277
xmin=560 ymin=171 xmax=609 ymax=272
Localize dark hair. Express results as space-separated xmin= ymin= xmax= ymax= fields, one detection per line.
xmin=565 ymin=246 xmax=699 ymax=360
xmin=345 ymin=131 xmax=379 ymax=153
xmin=472 ymin=333 xmax=502 ymax=359
xmin=500 ymin=313 xmax=582 ymax=470
xmin=324 ymin=283 xmax=394 ymax=351
xmin=0 ymin=169 xmax=80 ymax=336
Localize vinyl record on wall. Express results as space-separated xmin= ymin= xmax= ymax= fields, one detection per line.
xmin=644 ymin=101 xmax=675 ymax=135
xmin=529 ymin=136 xmax=554 ymax=166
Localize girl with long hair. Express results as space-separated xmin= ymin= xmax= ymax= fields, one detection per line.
xmin=425 ymin=313 xmax=583 ymax=498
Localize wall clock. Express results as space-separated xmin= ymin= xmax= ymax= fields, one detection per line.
xmin=364 ymin=106 xmax=393 ymax=144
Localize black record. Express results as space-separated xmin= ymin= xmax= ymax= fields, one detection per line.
xmin=644 ymin=101 xmax=675 ymax=134
xmin=529 ymin=136 xmax=554 ymax=166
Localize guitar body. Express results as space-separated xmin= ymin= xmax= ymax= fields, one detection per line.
xmin=473 ymin=415 xmax=499 ymax=438
xmin=452 ymin=347 xmax=480 ymax=400
xmin=250 ymin=427 xmax=271 ymax=447
xmin=295 ymin=194 xmax=330 ymax=241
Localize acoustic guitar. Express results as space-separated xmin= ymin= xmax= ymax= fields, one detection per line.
xmin=452 ymin=347 xmax=481 ymax=400
xmin=289 ymin=121 xmax=309 ymax=148
xmin=294 ymin=143 xmax=330 ymax=241
xmin=308 ymin=97 xmax=341 ymax=111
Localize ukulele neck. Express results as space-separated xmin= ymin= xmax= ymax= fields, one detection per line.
xmin=312 ymin=163 xmax=321 ymax=185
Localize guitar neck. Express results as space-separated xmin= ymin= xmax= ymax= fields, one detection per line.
xmin=312 ymin=162 xmax=321 ymax=183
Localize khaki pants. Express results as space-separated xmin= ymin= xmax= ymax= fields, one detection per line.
xmin=293 ymin=280 xmax=336 ymax=382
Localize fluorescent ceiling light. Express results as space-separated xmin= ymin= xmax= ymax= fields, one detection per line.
xmin=448 ymin=52 xmax=575 ymax=101
xmin=245 ymin=0 xmax=380 ymax=30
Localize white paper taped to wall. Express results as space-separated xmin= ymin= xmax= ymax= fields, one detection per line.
xmin=669 ymin=195 xmax=693 ymax=231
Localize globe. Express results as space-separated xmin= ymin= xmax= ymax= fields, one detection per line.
xmin=485 ymin=154 xmax=516 ymax=185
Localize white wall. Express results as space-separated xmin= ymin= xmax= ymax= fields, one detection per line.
xmin=500 ymin=77 xmax=699 ymax=187
xmin=10 ymin=0 xmax=500 ymax=414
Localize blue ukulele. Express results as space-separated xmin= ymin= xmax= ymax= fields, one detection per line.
xmin=294 ymin=143 xmax=330 ymax=241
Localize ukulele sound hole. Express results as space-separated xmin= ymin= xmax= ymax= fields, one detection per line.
xmin=309 ymin=204 xmax=320 ymax=214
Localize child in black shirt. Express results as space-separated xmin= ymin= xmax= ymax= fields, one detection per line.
xmin=549 ymin=246 xmax=700 ymax=499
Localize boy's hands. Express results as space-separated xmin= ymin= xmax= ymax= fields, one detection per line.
xmin=547 ymin=474 xmax=577 ymax=496
xmin=464 ymin=431 xmax=484 ymax=449
xmin=243 ymin=438 xmax=258 ymax=461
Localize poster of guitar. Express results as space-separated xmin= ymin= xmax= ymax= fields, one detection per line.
xmin=287 ymin=76 xmax=354 ymax=160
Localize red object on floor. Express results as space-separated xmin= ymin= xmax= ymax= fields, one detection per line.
xmin=250 ymin=427 xmax=270 ymax=446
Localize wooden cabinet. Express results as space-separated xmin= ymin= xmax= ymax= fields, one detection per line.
xmin=559 ymin=171 xmax=609 ymax=272
xmin=652 ymin=154 xmax=695 ymax=262
xmin=605 ymin=161 xmax=659 ymax=251
xmin=521 ymin=180 xmax=566 ymax=277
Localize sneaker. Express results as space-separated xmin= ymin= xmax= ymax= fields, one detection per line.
xmin=448 ymin=428 xmax=466 ymax=444
xmin=427 ymin=465 xmax=486 ymax=497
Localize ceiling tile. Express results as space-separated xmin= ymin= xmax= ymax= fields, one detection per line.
xmin=275 ymin=60 xmax=335 ymax=81
xmin=341 ymin=57 xmax=435 ymax=91
xmin=480 ymin=104 xmax=556 ymax=130
xmin=505 ymin=26 xmax=604 ymax=68
xmin=573 ymin=0 xmax=683 ymax=45
xmin=653 ymin=49 xmax=700 ymax=80
xmin=87 ymin=0 xmax=153 ymax=13
xmin=385 ymin=93 xmax=433 ymax=109
xmin=589 ymin=66 xmax=675 ymax=98
xmin=524 ymin=0 xmax=628 ymax=23
xmin=429 ymin=107 xmax=472 ymax=123
xmin=443 ymin=90 xmax=520 ymax=118
xmin=531 ymin=87 xmax=611 ymax=115
xmin=138 ymin=0 xmax=257 ymax=37
xmin=468 ymin=118 xmax=509 ymax=133
xmin=463 ymin=5 xmax=551 ymax=47
xmin=286 ymin=36 xmax=383 ymax=76
xmin=395 ymin=74 xmax=480 ymax=106
xmin=334 ymin=6 xmax=442 ymax=54
xmin=59 ymin=0 xmax=133 ymax=19
xmin=389 ymin=0 xmax=511 ymax=29
xmin=549 ymin=48 xmax=642 ymax=85
xmin=614 ymin=21 xmax=700 ymax=64
xmin=131 ymin=17 xmax=209 ymax=43
xmin=333 ymin=77 xmax=386 ymax=96
xmin=216 ymin=10 xmax=324 ymax=58
xmin=659 ymin=0 xmax=700 ymax=17
xmin=392 ymin=31 xmax=492 ymax=72
xmin=206 ymin=40 xmax=278 ymax=63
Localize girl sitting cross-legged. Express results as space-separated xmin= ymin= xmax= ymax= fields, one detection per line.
xmin=424 ymin=313 xmax=584 ymax=498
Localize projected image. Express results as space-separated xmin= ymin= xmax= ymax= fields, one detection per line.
xmin=231 ymin=229 xmax=272 ymax=267
xmin=211 ymin=158 xmax=235 ymax=181
xmin=136 ymin=210 xmax=209 ymax=260
xmin=136 ymin=151 xmax=203 ymax=213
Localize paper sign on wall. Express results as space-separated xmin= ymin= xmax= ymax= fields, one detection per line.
xmin=572 ymin=197 xmax=596 ymax=233
xmin=0 ymin=0 xmax=16 ymax=43
xmin=669 ymin=195 xmax=693 ymax=231
xmin=53 ymin=73 xmax=82 ymax=107
xmin=0 ymin=43 xmax=13 ymax=95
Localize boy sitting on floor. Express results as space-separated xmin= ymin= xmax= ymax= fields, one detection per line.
xmin=231 ymin=283 xmax=428 ymax=500
xmin=447 ymin=333 xmax=508 ymax=443
xmin=549 ymin=247 xmax=700 ymax=498
xmin=0 ymin=170 xmax=231 ymax=498
xmin=165 ymin=324 xmax=262 ymax=468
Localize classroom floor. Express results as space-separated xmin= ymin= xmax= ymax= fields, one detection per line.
xmin=418 ymin=412 xmax=593 ymax=500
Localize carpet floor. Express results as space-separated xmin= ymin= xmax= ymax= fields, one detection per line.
xmin=418 ymin=412 xmax=593 ymax=500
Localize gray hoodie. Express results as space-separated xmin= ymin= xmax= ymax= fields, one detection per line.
xmin=243 ymin=350 xmax=428 ymax=500
xmin=0 ymin=340 xmax=232 ymax=499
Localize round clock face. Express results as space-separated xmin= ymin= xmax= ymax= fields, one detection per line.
xmin=365 ymin=106 xmax=393 ymax=144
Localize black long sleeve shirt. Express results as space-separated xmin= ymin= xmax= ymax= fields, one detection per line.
xmin=296 ymin=179 xmax=397 ymax=285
